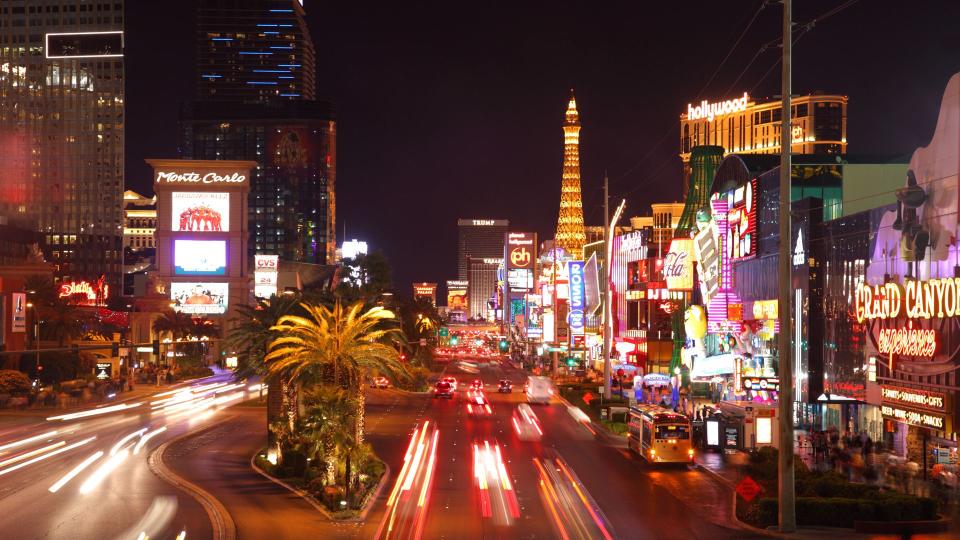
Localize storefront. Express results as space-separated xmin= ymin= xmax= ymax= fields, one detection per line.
xmin=880 ymin=384 xmax=956 ymax=469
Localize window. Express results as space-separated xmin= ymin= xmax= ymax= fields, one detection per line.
xmin=656 ymin=424 xmax=689 ymax=439
xmin=760 ymin=110 xmax=771 ymax=124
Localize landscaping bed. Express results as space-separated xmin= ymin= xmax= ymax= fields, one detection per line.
xmin=737 ymin=447 xmax=939 ymax=529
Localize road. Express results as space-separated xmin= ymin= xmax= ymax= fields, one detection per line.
xmin=0 ymin=372 xmax=256 ymax=540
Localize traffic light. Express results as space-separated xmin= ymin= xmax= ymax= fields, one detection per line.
xmin=450 ymin=336 xmax=459 ymax=346
xmin=566 ymin=357 xmax=578 ymax=368
xmin=498 ymin=339 xmax=509 ymax=352
xmin=152 ymin=339 xmax=160 ymax=356
xmin=400 ymin=353 xmax=407 ymax=362
xmin=111 ymin=342 xmax=120 ymax=357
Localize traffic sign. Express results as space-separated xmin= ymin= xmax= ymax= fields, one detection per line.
xmin=583 ymin=392 xmax=595 ymax=405
xmin=439 ymin=327 xmax=449 ymax=337
xmin=735 ymin=475 xmax=762 ymax=502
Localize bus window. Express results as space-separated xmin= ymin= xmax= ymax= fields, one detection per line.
xmin=656 ymin=425 xmax=690 ymax=439
xmin=642 ymin=423 xmax=652 ymax=445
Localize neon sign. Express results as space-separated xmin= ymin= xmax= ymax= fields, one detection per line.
xmin=726 ymin=179 xmax=756 ymax=261
xmin=686 ymin=93 xmax=749 ymax=122
xmin=877 ymin=325 xmax=936 ymax=358
xmin=567 ymin=261 xmax=585 ymax=335
xmin=881 ymin=385 xmax=946 ymax=412
xmin=855 ymin=277 xmax=960 ymax=323
xmin=881 ymin=404 xmax=944 ymax=430
xmin=664 ymin=239 xmax=694 ymax=291
xmin=156 ymin=171 xmax=246 ymax=184
xmin=59 ymin=280 xmax=109 ymax=306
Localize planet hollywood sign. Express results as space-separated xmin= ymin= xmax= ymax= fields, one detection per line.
xmin=156 ymin=171 xmax=246 ymax=185
xmin=686 ymin=92 xmax=749 ymax=122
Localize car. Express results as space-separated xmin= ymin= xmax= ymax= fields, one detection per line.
xmin=470 ymin=379 xmax=484 ymax=391
xmin=370 ymin=376 xmax=389 ymax=388
xmin=497 ymin=379 xmax=513 ymax=393
xmin=442 ymin=376 xmax=458 ymax=391
xmin=525 ymin=376 xmax=554 ymax=404
xmin=433 ymin=381 xmax=454 ymax=398
xmin=512 ymin=403 xmax=543 ymax=441
xmin=466 ymin=390 xmax=492 ymax=416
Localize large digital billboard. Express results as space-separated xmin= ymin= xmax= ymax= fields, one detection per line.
xmin=174 ymin=240 xmax=227 ymax=276
xmin=507 ymin=268 xmax=533 ymax=291
xmin=726 ymin=179 xmax=757 ymax=261
xmin=171 ymin=283 xmax=229 ymax=315
xmin=172 ymin=192 xmax=229 ymax=232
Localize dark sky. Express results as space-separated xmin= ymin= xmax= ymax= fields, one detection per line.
xmin=126 ymin=0 xmax=960 ymax=296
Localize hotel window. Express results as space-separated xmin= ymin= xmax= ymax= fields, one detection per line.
xmin=760 ymin=110 xmax=771 ymax=124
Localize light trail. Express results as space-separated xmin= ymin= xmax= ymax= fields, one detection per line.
xmin=48 ymin=450 xmax=104 ymax=493
xmin=134 ymin=427 xmax=168 ymax=455
xmin=0 ymin=430 xmax=59 ymax=453
xmin=80 ymin=447 xmax=129 ymax=494
xmin=0 ymin=441 xmax=66 ymax=469
xmin=111 ymin=428 xmax=148 ymax=456
xmin=0 ymin=436 xmax=96 ymax=477
xmin=47 ymin=402 xmax=142 ymax=421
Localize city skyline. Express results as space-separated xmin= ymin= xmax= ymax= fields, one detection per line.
xmin=124 ymin=1 xmax=959 ymax=291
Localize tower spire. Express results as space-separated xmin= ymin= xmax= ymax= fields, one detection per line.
xmin=555 ymin=90 xmax=586 ymax=259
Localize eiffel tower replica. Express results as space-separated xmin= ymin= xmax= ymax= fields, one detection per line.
xmin=555 ymin=91 xmax=587 ymax=260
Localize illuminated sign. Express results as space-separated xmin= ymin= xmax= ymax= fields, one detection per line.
xmin=95 ymin=362 xmax=112 ymax=380
xmin=59 ymin=280 xmax=109 ymax=306
xmin=878 ymin=325 xmax=937 ymax=358
xmin=174 ymin=240 xmax=227 ymax=275
xmin=665 ymin=239 xmax=694 ymax=291
xmin=156 ymin=171 xmax=246 ymax=185
xmin=171 ymin=192 xmax=230 ymax=232
xmin=793 ymin=228 xmax=806 ymax=266
xmin=472 ymin=220 xmax=495 ymax=226
xmin=171 ymin=282 xmax=228 ymax=315
xmin=255 ymin=255 xmax=279 ymax=271
xmin=881 ymin=404 xmax=945 ymax=430
xmin=568 ymin=261 xmax=585 ymax=335
xmin=694 ymin=218 xmax=721 ymax=304
xmin=855 ymin=277 xmax=960 ymax=323
xmin=742 ymin=377 xmax=780 ymax=392
xmin=686 ymin=92 xmax=749 ymax=122
xmin=751 ymin=300 xmax=778 ymax=320
xmin=507 ymin=269 xmax=533 ymax=291
xmin=481 ymin=258 xmax=502 ymax=265
xmin=727 ymin=180 xmax=756 ymax=261
xmin=510 ymin=247 xmax=532 ymax=268
xmin=505 ymin=232 xmax=536 ymax=272
xmin=11 ymin=293 xmax=26 ymax=333
xmin=881 ymin=385 xmax=946 ymax=413
xmin=413 ymin=283 xmax=437 ymax=297
xmin=46 ymin=31 xmax=124 ymax=59
xmin=619 ymin=231 xmax=646 ymax=254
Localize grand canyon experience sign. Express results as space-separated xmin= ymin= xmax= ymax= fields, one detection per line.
xmin=855 ymin=278 xmax=960 ymax=322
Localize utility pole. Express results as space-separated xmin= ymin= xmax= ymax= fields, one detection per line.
xmin=603 ymin=173 xmax=612 ymax=400
xmin=778 ymin=0 xmax=796 ymax=532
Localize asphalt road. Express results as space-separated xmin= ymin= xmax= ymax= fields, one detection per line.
xmin=0 ymin=372 xmax=254 ymax=540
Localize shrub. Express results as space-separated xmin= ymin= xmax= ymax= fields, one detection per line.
xmin=0 ymin=370 xmax=32 ymax=394
xmin=175 ymin=366 xmax=214 ymax=380
xmin=755 ymin=495 xmax=939 ymax=528
xmin=601 ymin=420 xmax=629 ymax=436
xmin=281 ymin=450 xmax=308 ymax=477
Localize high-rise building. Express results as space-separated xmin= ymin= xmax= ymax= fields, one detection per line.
xmin=468 ymin=257 xmax=500 ymax=321
xmin=196 ymin=0 xmax=315 ymax=104
xmin=183 ymin=0 xmax=336 ymax=264
xmin=555 ymin=92 xmax=586 ymax=260
xmin=180 ymin=101 xmax=336 ymax=263
xmin=679 ymin=91 xmax=847 ymax=194
xmin=122 ymin=190 xmax=156 ymax=296
xmin=0 ymin=1 xmax=125 ymax=288
xmin=457 ymin=219 xmax=508 ymax=280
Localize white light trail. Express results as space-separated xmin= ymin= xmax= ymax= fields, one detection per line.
xmin=48 ymin=450 xmax=104 ymax=493
xmin=0 ymin=441 xmax=66 ymax=468
xmin=0 ymin=436 xmax=96 ymax=477
xmin=111 ymin=428 xmax=148 ymax=456
xmin=0 ymin=430 xmax=59 ymax=453
xmin=80 ymin=447 xmax=129 ymax=494
xmin=47 ymin=402 xmax=142 ymax=421
xmin=133 ymin=427 xmax=167 ymax=455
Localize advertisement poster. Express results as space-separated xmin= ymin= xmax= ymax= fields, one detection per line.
xmin=171 ymin=283 xmax=229 ymax=314
xmin=174 ymin=240 xmax=227 ymax=275
xmin=267 ymin=126 xmax=315 ymax=168
xmin=172 ymin=192 xmax=230 ymax=232
xmin=665 ymin=239 xmax=694 ymax=291
xmin=11 ymin=292 xmax=26 ymax=333
xmin=567 ymin=261 xmax=585 ymax=335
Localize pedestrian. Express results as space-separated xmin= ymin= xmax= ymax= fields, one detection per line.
xmin=166 ymin=369 xmax=174 ymax=385
xmin=156 ymin=369 xmax=163 ymax=386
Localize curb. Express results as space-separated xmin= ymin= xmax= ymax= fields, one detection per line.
xmin=149 ymin=421 xmax=237 ymax=540
xmin=249 ymin=447 xmax=391 ymax=523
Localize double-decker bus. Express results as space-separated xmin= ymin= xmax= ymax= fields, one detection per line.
xmin=627 ymin=405 xmax=694 ymax=464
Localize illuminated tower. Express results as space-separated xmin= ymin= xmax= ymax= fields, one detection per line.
xmin=555 ymin=91 xmax=587 ymax=260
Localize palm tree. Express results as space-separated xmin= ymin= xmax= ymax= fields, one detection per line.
xmin=226 ymin=295 xmax=300 ymax=433
xmin=152 ymin=310 xmax=193 ymax=341
xmin=40 ymin=298 xmax=93 ymax=347
xmin=265 ymin=300 xmax=407 ymax=445
xmin=301 ymin=386 xmax=356 ymax=487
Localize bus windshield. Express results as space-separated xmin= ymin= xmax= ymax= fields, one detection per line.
xmin=655 ymin=424 xmax=690 ymax=439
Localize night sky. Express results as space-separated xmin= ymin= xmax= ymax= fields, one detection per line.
xmin=126 ymin=0 xmax=960 ymax=297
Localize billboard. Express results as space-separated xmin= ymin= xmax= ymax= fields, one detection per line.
xmin=446 ymin=280 xmax=468 ymax=311
xmin=584 ymin=254 xmax=601 ymax=315
xmin=567 ymin=261 xmax=585 ymax=335
xmin=665 ymin=239 xmax=695 ymax=291
xmin=507 ymin=268 xmax=533 ymax=291
xmin=171 ymin=283 xmax=229 ymax=315
xmin=11 ymin=293 xmax=26 ymax=333
xmin=174 ymin=240 xmax=227 ymax=275
xmin=254 ymin=254 xmax=280 ymax=299
xmin=172 ymin=192 xmax=230 ymax=232
xmin=505 ymin=232 xmax=537 ymax=270
xmin=726 ymin=179 xmax=757 ymax=261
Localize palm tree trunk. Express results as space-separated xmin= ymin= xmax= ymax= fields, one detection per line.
xmin=345 ymin=451 xmax=351 ymax=504
xmin=266 ymin=377 xmax=283 ymax=446
xmin=355 ymin=383 xmax=365 ymax=446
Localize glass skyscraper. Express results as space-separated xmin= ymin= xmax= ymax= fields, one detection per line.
xmin=0 ymin=1 xmax=124 ymax=288
xmin=182 ymin=0 xmax=335 ymax=264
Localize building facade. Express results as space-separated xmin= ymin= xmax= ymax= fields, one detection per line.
xmin=679 ymin=92 xmax=848 ymax=194
xmin=180 ymin=101 xmax=336 ymax=263
xmin=122 ymin=190 xmax=157 ymax=295
xmin=196 ymin=0 xmax=315 ymax=103
xmin=0 ymin=0 xmax=125 ymax=288
xmin=467 ymin=257 xmax=500 ymax=321
xmin=457 ymin=218 xmax=508 ymax=280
